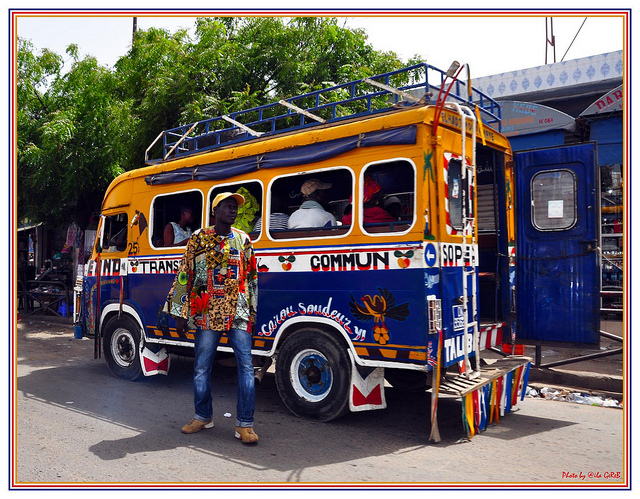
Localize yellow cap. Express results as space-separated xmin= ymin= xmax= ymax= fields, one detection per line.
xmin=212 ymin=192 xmax=245 ymax=209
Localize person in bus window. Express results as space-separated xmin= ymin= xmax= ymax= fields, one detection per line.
xmin=166 ymin=193 xmax=259 ymax=444
xmin=253 ymin=195 xmax=289 ymax=232
xmin=383 ymin=196 xmax=403 ymax=221
xmin=163 ymin=206 xmax=194 ymax=246
xmin=288 ymin=179 xmax=336 ymax=229
xmin=342 ymin=176 xmax=396 ymax=225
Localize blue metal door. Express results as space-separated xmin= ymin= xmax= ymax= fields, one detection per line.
xmin=515 ymin=143 xmax=599 ymax=345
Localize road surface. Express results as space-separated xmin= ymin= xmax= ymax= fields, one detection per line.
xmin=13 ymin=317 xmax=627 ymax=487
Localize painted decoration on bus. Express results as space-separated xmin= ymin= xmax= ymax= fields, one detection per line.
xmin=255 ymin=243 xmax=424 ymax=273
xmin=443 ymin=324 xmax=504 ymax=364
xmin=88 ymin=244 xmax=426 ymax=278
xmin=257 ymin=288 xmax=410 ymax=347
xmin=257 ymin=296 xmax=362 ymax=339
xmin=86 ymin=258 xmax=128 ymax=277
xmin=440 ymin=242 xmax=478 ymax=267
xmin=349 ymin=288 xmax=410 ymax=345
xmin=86 ymin=256 xmax=181 ymax=276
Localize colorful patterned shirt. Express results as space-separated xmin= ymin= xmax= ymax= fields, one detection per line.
xmin=166 ymin=226 xmax=258 ymax=333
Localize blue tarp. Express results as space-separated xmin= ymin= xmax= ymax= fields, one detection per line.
xmin=146 ymin=125 xmax=417 ymax=185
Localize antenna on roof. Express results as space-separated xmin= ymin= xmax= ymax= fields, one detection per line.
xmin=545 ymin=17 xmax=556 ymax=64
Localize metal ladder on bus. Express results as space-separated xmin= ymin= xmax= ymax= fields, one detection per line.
xmin=449 ymin=102 xmax=481 ymax=379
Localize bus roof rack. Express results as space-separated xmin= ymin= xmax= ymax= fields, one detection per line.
xmin=145 ymin=62 xmax=502 ymax=165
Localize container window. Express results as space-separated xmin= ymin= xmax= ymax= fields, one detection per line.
xmin=531 ymin=170 xmax=577 ymax=231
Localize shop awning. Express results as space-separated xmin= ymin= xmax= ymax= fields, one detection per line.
xmin=499 ymin=101 xmax=575 ymax=137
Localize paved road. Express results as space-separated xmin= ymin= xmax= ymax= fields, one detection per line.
xmin=13 ymin=317 xmax=627 ymax=487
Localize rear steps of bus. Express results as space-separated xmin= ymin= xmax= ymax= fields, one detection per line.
xmin=145 ymin=62 xmax=502 ymax=164
xmin=435 ymin=356 xmax=531 ymax=398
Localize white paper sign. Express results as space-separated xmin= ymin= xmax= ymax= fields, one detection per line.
xmin=548 ymin=200 xmax=564 ymax=219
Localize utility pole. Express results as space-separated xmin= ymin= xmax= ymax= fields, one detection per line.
xmin=545 ymin=17 xmax=556 ymax=64
xmin=132 ymin=17 xmax=138 ymax=43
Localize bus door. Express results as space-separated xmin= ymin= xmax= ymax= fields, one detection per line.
xmin=515 ymin=143 xmax=599 ymax=345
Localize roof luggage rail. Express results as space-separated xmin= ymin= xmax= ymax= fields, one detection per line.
xmin=145 ymin=62 xmax=502 ymax=164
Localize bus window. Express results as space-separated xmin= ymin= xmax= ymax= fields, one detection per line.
xmin=447 ymin=157 xmax=464 ymax=231
xmin=207 ymin=181 xmax=263 ymax=237
xmin=361 ymin=159 xmax=415 ymax=234
xmin=531 ymin=169 xmax=577 ymax=231
xmin=101 ymin=213 xmax=128 ymax=253
xmin=151 ymin=190 xmax=203 ymax=248
xmin=269 ymin=168 xmax=352 ymax=239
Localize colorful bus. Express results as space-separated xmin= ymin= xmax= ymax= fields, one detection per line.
xmin=75 ymin=62 xmax=600 ymax=440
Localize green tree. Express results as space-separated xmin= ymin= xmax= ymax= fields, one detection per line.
xmin=115 ymin=17 xmax=405 ymax=166
xmin=17 ymin=38 xmax=135 ymax=227
xmin=17 ymin=17 xmax=407 ymax=226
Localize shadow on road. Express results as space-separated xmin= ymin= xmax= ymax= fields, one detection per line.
xmin=15 ymin=320 xmax=577 ymax=480
xmin=17 ymin=354 xmax=576 ymax=475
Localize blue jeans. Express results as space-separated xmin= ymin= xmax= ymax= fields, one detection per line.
xmin=193 ymin=328 xmax=255 ymax=428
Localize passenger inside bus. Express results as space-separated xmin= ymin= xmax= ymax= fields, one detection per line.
xmin=162 ymin=205 xmax=194 ymax=247
xmin=383 ymin=196 xmax=403 ymax=220
xmin=341 ymin=176 xmax=395 ymax=226
xmin=233 ymin=187 xmax=260 ymax=233
xmin=151 ymin=190 xmax=203 ymax=248
xmin=254 ymin=195 xmax=289 ymax=232
xmin=288 ymin=179 xmax=337 ymax=229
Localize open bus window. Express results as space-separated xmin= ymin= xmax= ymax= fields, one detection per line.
xmin=531 ymin=169 xmax=577 ymax=231
xmin=101 ymin=213 xmax=128 ymax=253
xmin=268 ymin=169 xmax=352 ymax=239
xmin=151 ymin=190 xmax=203 ymax=248
xmin=361 ymin=159 xmax=415 ymax=234
xmin=207 ymin=181 xmax=263 ymax=236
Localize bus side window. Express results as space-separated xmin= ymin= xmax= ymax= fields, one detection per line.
xmin=361 ymin=159 xmax=415 ymax=234
xmin=269 ymin=169 xmax=352 ymax=239
xmin=151 ymin=190 xmax=204 ymax=248
xmin=207 ymin=181 xmax=263 ymax=237
xmin=101 ymin=213 xmax=128 ymax=253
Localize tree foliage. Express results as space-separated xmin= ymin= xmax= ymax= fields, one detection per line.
xmin=17 ymin=17 xmax=406 ymax=227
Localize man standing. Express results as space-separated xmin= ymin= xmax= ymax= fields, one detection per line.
xmin=166 ymin=192 xmax=259 ymax=444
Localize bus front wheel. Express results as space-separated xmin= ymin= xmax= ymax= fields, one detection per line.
xmin=275 ymin=328 xmax=350 ymax=422
xmin=102 ymin=315 xmax=143 ymax=381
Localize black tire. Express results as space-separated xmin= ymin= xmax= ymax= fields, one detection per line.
xmin=102 ymin=315 xmax=143 ymax=381
xmin=275 ymin=328 xmax=351 ymax=422
xmin=384 ymin=368 xmax=429 ymax=392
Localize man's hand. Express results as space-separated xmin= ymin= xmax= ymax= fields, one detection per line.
xmin=175 ymin=317 xmax=189 ymax=335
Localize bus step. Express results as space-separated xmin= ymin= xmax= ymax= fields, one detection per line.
xmin=430 ymin=356 xmax=531 ymax=397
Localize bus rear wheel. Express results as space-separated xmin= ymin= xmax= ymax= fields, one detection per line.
xmin=275 ymin=328 xmax=350 ymax=422
xmin=102 ymin=315 xmax=143 ymax=381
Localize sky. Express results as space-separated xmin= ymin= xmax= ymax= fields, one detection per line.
xmin=14 ymin=8 xmax=626 ymax=79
